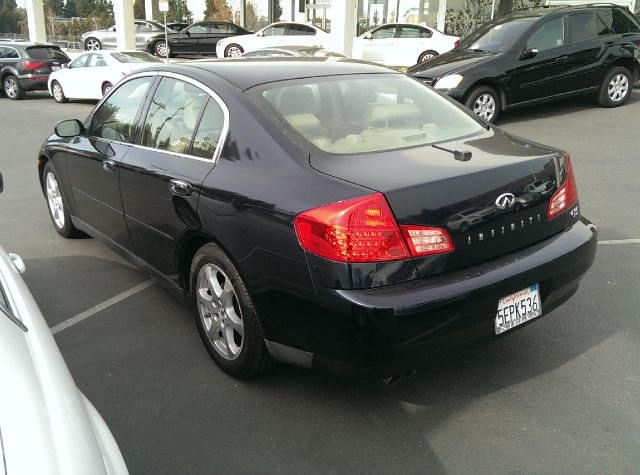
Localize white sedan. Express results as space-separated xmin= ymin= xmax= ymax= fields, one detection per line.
xmin=0 ymin=174 xmax=128 ymax=474
xmin=216 ymin=22 xmax=331 ymax=58
xmin=48 ymin=50 xmax=161 ymax=102
xmin=352 ymin=23 xmax=459 ymax=66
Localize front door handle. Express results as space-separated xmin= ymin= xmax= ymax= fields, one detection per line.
xmin=102 ymin=159 xmax=117 ymax=173
xmin=169 ymin=179 xmax=192 ymax=196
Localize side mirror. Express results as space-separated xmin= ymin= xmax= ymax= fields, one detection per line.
xmin=61 ymin=63 xmax=69 ymax=69
xmin=55 ymin=119 xmax=84 ymax=138
xmin=363 ymin=32 xmax=372 ymax=39
xmin=256 ymin=31 xmax=263 ymax=37
xmin=184 ymin=29 xmax=190 ymax=36
xmin=520 ymin=47 xmax=538 ymax=60
xmin=0 ymin=171 xmax=3 ymax=193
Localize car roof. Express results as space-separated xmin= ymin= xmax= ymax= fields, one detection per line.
xmin=147 ymin=58 xmax=399 ymax=90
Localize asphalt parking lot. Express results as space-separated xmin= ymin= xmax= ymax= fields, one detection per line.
xmin=1 ymin=89 xmax=639 ymax=474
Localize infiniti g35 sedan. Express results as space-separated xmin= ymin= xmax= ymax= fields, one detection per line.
xmin=37 ymin=59 xmax=597 ymax=379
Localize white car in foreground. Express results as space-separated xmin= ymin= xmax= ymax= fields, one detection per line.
xmin=216 ymin=22 xmax=331 ymax=58
xmin=352 ymin=23 xmax=459 ymax=66
xmin=48 ymin=50 xmax=161 ymax=102
xmin=0 ymin=173 xmax=128 ymax=474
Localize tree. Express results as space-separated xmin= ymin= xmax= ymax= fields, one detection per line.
xmin=64 ymin=0 xmax=78 ymax=17
xmin=133 ymin=0 xmax=145 ymax=19
xmin=76 ymin=0 xmax=96 ymax=17
xmin=204 ymin=0 xmax=232 ymax=21
xmin=0 ymin=0 xmax=21 ymax=33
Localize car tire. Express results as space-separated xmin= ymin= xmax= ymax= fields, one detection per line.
xmin=465 ymin=85 xmax=500 ymax=123
xmin=155 ymin=40 xmax=168 ymax=58
xmin=42 ymin=162 xmax=82 ymax=238
xmin=101 ymin=82 xmax=113 ymax=96
xmin=598 ymin=66 xmax=632 ymax=108
xmin=224 ymin=43 xmax=244 ymax=58
xmin=3 ymin=75 xmax=24 ymax=100
xmin=190 ymin=242 xmax=272 ymax=378
xmin=51 ymin=80 xmax=68 ymax=103
xmin=84 ymin=37 xmax=101 ymax=50
xmin=418 ymin=50 xmax=438 ymax=63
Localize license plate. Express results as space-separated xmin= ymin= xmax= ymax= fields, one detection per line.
xmin=495 ymin=284 xmax=541 ymax=335
xmin=51 ymin=66 xmax=60 ymax=71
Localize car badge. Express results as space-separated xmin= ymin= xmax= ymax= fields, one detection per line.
xmin=495 ymin=193 xmax=516 ymax=210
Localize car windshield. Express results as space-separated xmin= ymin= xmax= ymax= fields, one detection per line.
xmin=457 ymin=17 xmax=537 ymax=53
xmin=26 ymin=46 xmax=69 ymax=60
xmin=111 ymin=51 xmax=162 ymax=63
xmin=249 ymin=74 xmax=484 ymax=155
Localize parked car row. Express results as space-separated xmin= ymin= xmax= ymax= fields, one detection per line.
xmin=3 ymin=4 xmax=638 ymax=123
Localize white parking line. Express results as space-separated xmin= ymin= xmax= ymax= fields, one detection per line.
xmin=51 ymin=279 xmax=155 ymax=335
xmin=598 ymin=239 xmax=640 ymax=245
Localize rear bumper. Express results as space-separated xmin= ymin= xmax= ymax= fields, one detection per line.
xmin=267 ymin=217 xmax=597 ymax=378
xmin=19 ymin=74 xmax=50 ymax=91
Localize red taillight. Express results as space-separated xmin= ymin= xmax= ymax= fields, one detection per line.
xmin=547 ymin=154 xmax=578 ymax=219
xmin=122 ymin=71 xmax=130 ymax=77
xmin=401 ymin=226 xmax=454 ymax=256
xmin=454 ymin=40 xmax=460 ymax=48
xmin=294 ymin=193 xmax=454 ymax=263
xmin=23 ymin=61 xmax=45 ymax=70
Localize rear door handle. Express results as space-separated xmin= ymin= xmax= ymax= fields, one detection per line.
xmin=169 ymin=179 xmax=192 ymax=196
xmin=554 ymin=55 xmax=568 ymax=63
xmin=102 ymin=159 xmax=117 ymax=173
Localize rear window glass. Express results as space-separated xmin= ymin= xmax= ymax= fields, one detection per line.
xmin=111 ymin=51 xmax=162 ymax=63
xmin=249 ymin=74 xmax=484 ymax=155
xmin=26 ymin=46 xmax=69 ymax=61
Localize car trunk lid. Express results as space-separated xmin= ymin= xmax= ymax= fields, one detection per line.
xmin=310 ymin=128 xmax=569 ymax=278
xmin=24 ymin=46 xmax=70 ymax=74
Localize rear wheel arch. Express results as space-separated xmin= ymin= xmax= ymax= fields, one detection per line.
xmin=609 ymin=57 xmax=637 ymax=82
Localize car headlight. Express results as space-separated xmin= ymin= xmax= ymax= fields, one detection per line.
xmin=434 ymin=74 xmax=463 ymax=90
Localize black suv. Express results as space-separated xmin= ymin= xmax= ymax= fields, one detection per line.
xmin=409 ymin=5 xmax=640 ymax=122
xmin=0 ymin=43 xmax=70 ymax=100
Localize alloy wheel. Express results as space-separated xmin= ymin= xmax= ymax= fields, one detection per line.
xmin=45 ymin=171 xmax=65 ymax=229
xmin=607 ymin=74 xmax=629 ymax=102
xmin=227 ymin=46 xmax=242 ymax=58
xmin=156 ymin=41 xmax=168 ymax=57
xmin=4 ymin=77 xmax=18 ymax=99
xmin=196 ymin=264 xmax=244 ymax=360
xmin=52 ymin=82 xmax=64 ymax=102
xmin=472 ymin=93 xmax=496 ymax=121
xmin=86 ymin=38 xmax=100 ymax=50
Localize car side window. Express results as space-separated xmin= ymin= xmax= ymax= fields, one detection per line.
xmin=189 ymin=23 xmax=210 ymax=34
xmin=526 ymin=17 xmax=565 ymax=51
xmin=87 ymin=53 xmax=106 ymax=67
xmin=89 ymin=77 xmax=154 ymax=142
xmin=398 ymin=26 xmax=432 ymax=38
xmin=0 ymin=46 xmax=19 ymax=59
xmin=286 ymin=24 xmax=316 ymax=36
xmin=191 ymin=98 xmax=225 ymax=159
xmin=212 ymin=23 xmax=236 ymax=33
xmin=567 ymin=13 xmax=598 ymax=43
xmin=612 ymin=9 xmax=640 ymax=33
xmin=70 ymin=54 xmax=89 ymax=68
xmin=136 ymin=22 xmax=153 ymax=32
xmin=140 ymin=77 xmax=208 ymax=155
xmin=371 ymin=25 xmax=396 ymax=39
xmin=263 ymin=25 xmax=286 ymax=36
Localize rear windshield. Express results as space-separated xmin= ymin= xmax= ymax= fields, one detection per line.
xmin=26 ymin=46 xmax=69 ymax=61
xmin=111 ymin=51 xmax=162 ymax=63
xmin=249 ymin=74 xmax=484 ymax=155
xmin=458 ymin=18 xmax=536 ymax=53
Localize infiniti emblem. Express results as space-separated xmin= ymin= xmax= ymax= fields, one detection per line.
xmin=495 ymin=193 xmax=516 ymax=210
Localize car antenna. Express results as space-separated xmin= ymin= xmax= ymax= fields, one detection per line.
xmin=432 ymin=144 xmax=472 ymax=162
